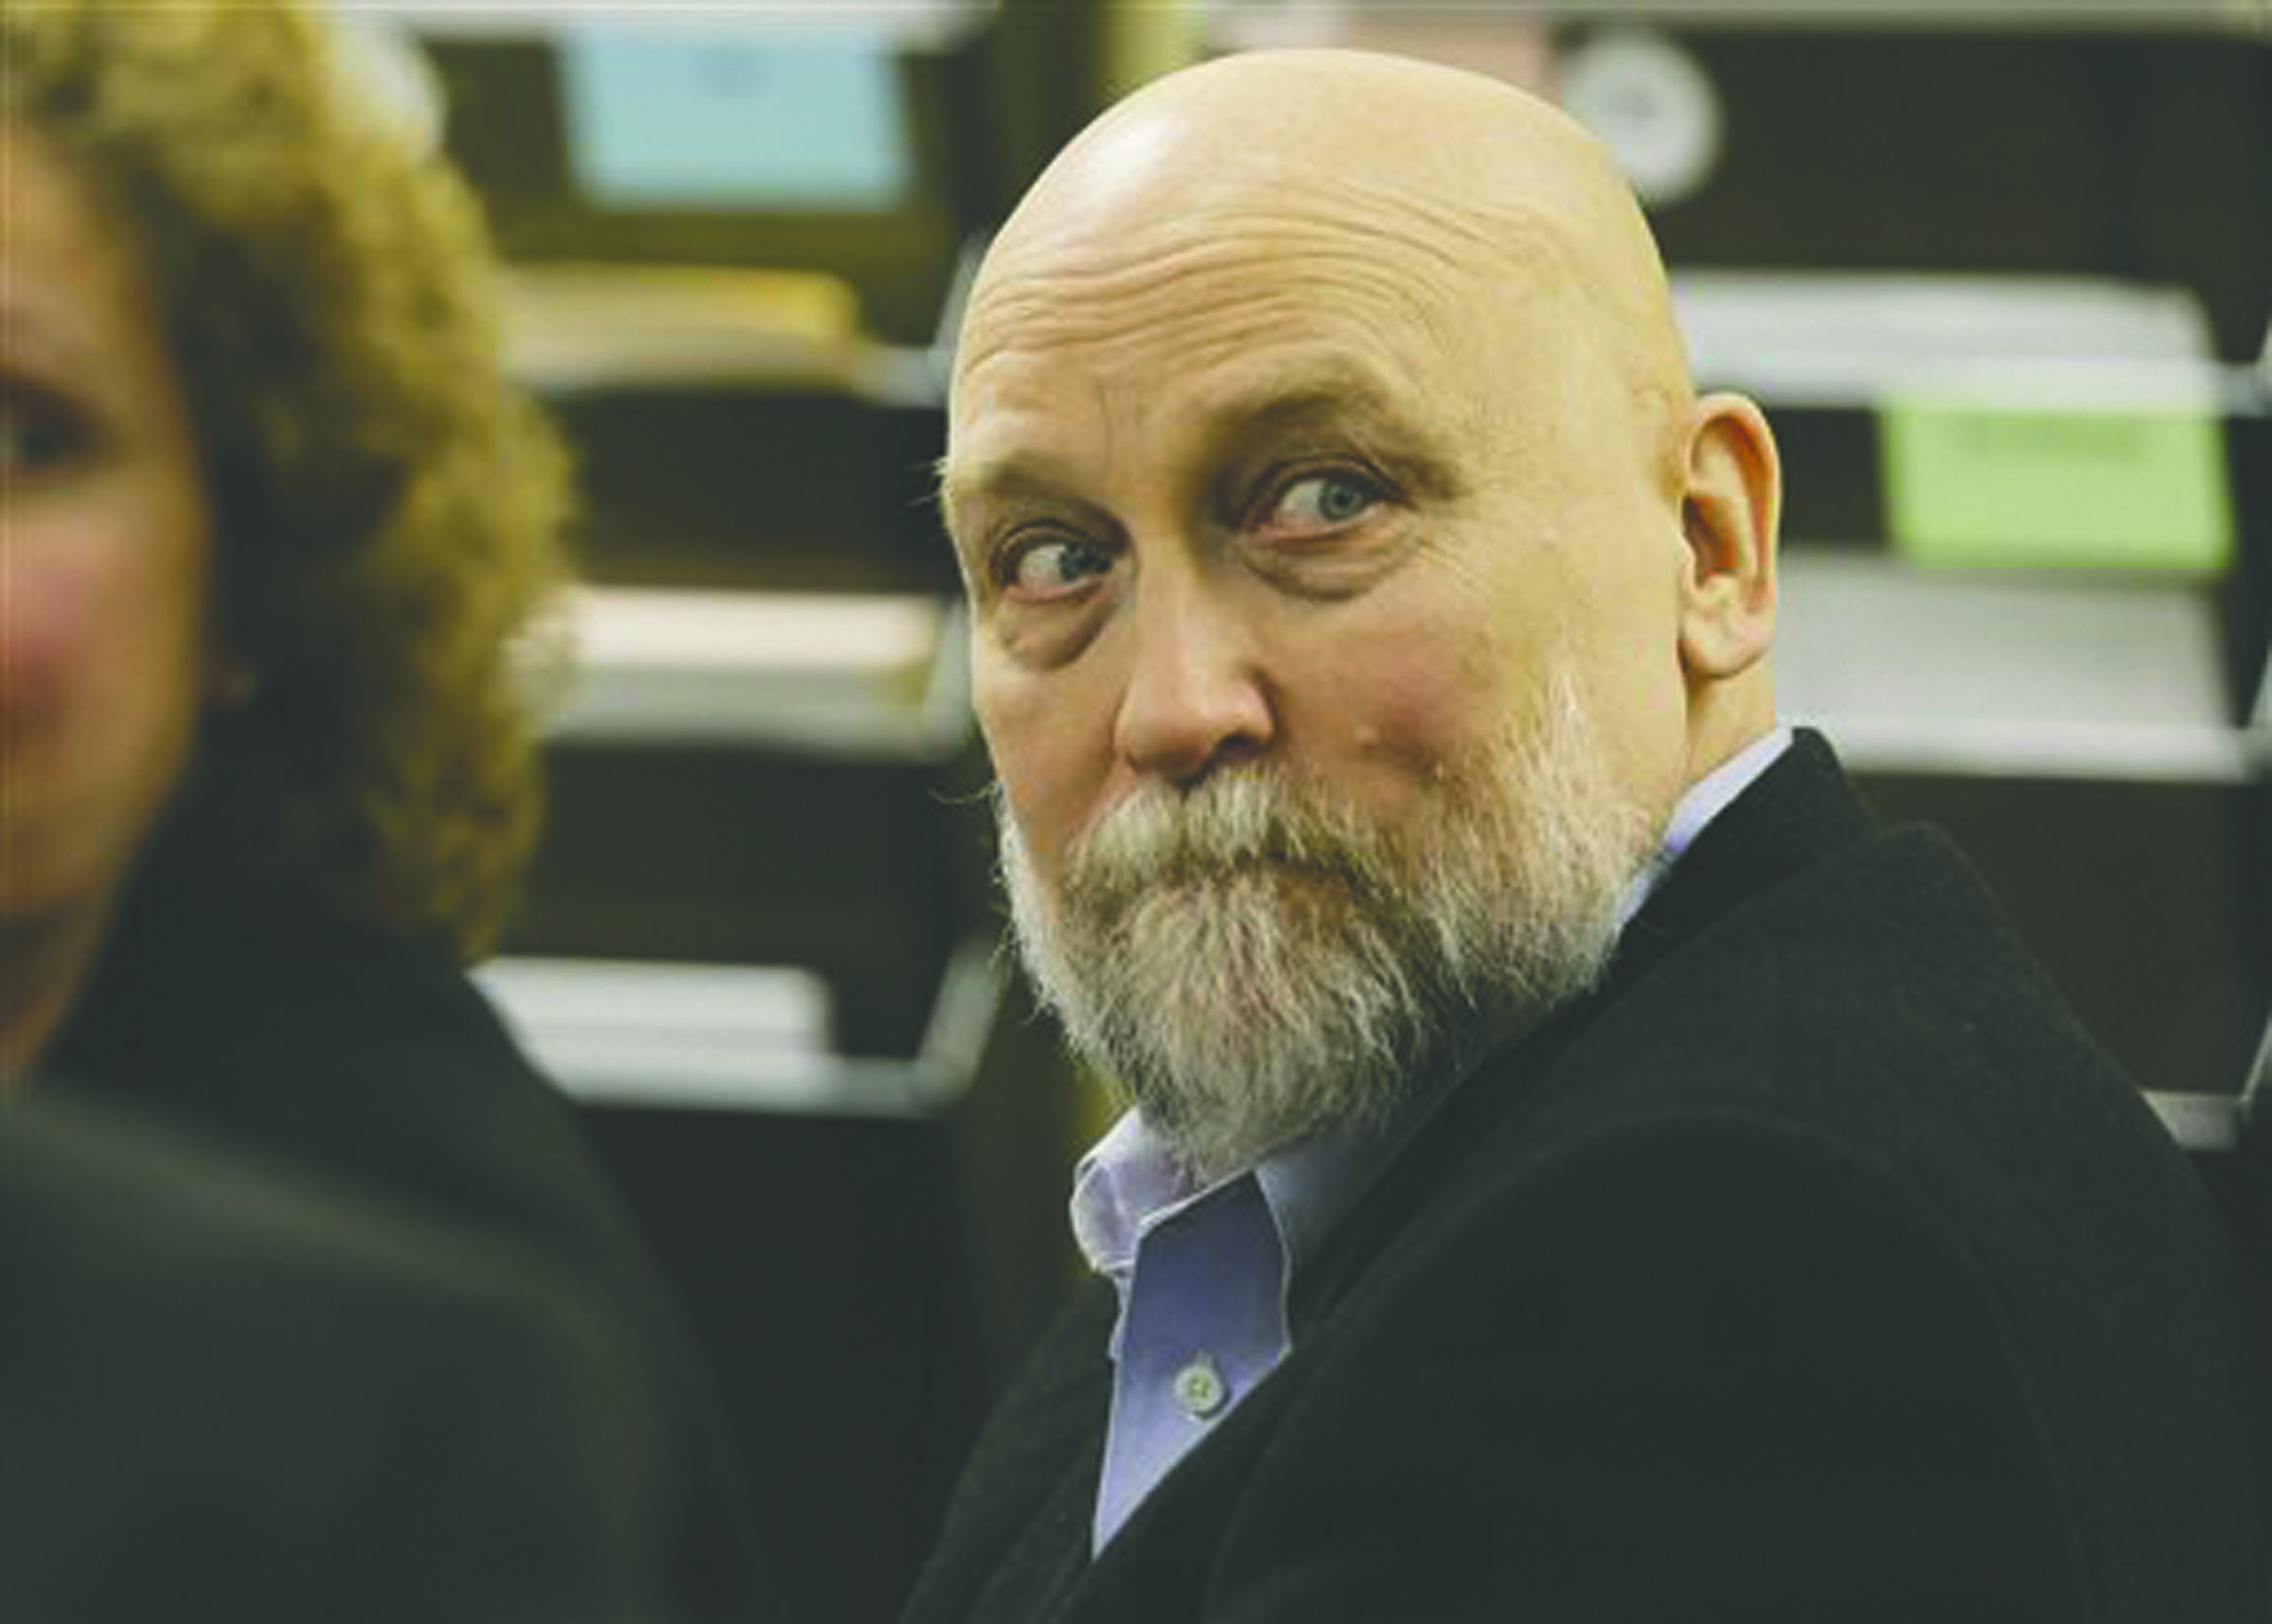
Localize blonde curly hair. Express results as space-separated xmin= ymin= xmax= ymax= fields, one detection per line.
xmin=3 ymin=0 xmax=574 ymax=961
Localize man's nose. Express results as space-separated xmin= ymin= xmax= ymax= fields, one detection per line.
xmin=1111 ymin=564 xmax=1274 ymax=787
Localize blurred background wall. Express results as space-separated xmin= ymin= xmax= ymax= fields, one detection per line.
xmin=337 ymin=5 xmax=2268 ymax=1618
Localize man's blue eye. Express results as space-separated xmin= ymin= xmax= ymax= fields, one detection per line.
xmin=1269 ymin=471 xmax=1380 ymax=530
xmin=1007 ymin=537 xmax=1111 ymax=598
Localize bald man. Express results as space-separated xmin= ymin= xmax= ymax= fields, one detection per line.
xmin=908 ymin=49 xmax=2271 ymax=1624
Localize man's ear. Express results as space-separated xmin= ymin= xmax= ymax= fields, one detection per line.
xmin=1677 ymin=390 xmax=1780 ymax=681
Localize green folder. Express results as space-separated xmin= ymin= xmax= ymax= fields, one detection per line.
xmin=1879 ymin=397 xmax=2233 ymax=574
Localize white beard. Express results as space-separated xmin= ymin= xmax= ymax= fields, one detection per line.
xmin=999 ymin=663 xmax=1658 ymax=1182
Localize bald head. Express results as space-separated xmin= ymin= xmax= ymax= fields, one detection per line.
xmin=959 ymin=48 xmax=1693 ymax=448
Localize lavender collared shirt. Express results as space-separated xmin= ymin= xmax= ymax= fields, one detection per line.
xmin=1070 ymin=726 xmax=1794 ymax=1552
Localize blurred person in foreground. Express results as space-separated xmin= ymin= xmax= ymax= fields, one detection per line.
xmin=1 ymin=1093 xmax=714 ymax=1623
xmin=902 ymin=48 xmax=2272 ymax=1624
xmin=1 ymin=3 xmax=778 ymax=1615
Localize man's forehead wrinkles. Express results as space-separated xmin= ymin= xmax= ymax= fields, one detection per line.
xmin=957 ymin=255 xmax=1480 ymax=404
xmin=955 ymin=179 xmax=1573 ymax=398
xmin=967 ymin=282 xmax=1419 ymax=378
xmin=983 ymin=182 xmax=1557 ymax=303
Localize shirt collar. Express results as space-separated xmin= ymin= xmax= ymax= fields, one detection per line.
xmin=1617 ymin=725 xmax=1793 ymax=927
xmin=1070 ymin=1086 xmax=1443 ymax=1303
xmin=1068 ymin=1110 xmax=1187 ymax=1286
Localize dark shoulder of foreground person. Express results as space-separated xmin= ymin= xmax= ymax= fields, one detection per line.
xmin=0 ymin=1093 xmax=750 ymax=1624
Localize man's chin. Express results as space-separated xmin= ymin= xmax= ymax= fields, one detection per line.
xmin=1108 ymin=1050 xmax=1393 ymax=1185
xmin=1072 ymin=954 xmax=1438 ymax=1175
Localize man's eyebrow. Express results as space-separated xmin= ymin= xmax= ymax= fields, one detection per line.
xmin=935 ymin=450 xmax=1092 ymax=528
xmin=1198 ymin=364 xmax=1414 ymax=441
xmin=938 ymin=362 xmax=1456 ymax=524
xmin=1196 ymin=369 xmax=1461 ymax=499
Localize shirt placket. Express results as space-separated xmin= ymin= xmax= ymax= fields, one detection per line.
xmin=1092 ymin=1172 xmax=1287 ymax=1549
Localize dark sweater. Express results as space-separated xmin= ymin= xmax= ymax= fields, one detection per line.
xmin=903 ymin=731 xmax=2272 ymax=1624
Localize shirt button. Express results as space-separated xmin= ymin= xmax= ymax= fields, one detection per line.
xmin=1172 ymin=1355 xmax=1228 ymax=1420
